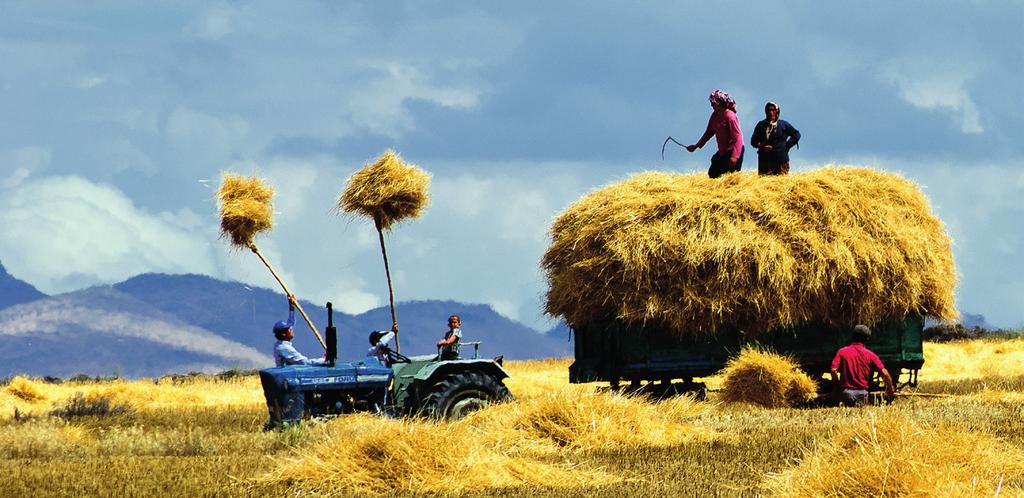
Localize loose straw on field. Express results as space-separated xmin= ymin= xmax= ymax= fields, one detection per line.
xmin=764 ymin=413 xmax=1024 ymax=496
xmin=217 ymin=173 xmax=325 ymax=351
xmin=258 ymin=389 xmax=710 ymax=495
xmin=338 ymin=150 xmax=430 ymax=353
xmin=543 ymin=167 xmax=957 ymax=336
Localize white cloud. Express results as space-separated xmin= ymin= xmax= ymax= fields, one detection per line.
xmin=882 ymin=57 xmax=984 ymax=134
xmin=183 ymin=5 xmax=242 ymax=40
xmin=0 ymin=175 xmax=219 ymax=294
xmin=75 ymin=75 xmax=105 ymax=89
xmin=347 ymin=62 xmax=485 ymax=137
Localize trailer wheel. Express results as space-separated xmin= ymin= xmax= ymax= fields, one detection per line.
xmin=422 ymin=371 xmax=512 ymax=420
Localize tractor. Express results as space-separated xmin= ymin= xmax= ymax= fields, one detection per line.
xmin=259 ymin=303 xmax=512 ymax=428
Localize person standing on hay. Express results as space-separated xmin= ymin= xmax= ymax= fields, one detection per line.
xmin=685 ymin=90 xmax=745 ymax=178
xmin=830 ymin=324 xmax=895 ymax=406
xmin=273 ymin=295 xmax=327 ymax=367
xmin=750 ymin=101 xmax=800 ymax=176
xmin=436 ymin=314 xmax=462 ymax=360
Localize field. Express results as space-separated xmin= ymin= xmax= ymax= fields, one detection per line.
xmin=3 ymin=338 xmax=1024 ymax=497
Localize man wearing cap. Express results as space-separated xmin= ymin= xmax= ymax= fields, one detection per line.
xmin=367 ymin=323 xmax=400 ymax=367
xmin=272 ymin=294 xmax=326 ymax=367
xmin=830 ymin=324 xmax=896 ymax=406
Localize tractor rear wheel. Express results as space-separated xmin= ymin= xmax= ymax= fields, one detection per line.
xmin=422 ymin=371 xmax=512 ymax=420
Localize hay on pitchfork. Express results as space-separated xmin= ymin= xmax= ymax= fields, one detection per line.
xmin=542 ymin=166 xmax=957 ymax=336
xmin=216 ymin=174 xmax=274 ymax=248
xmin=338 ymin=150 xmax=431 ymax=230
xmin=719 ymin=348 xmax=818 ymax=408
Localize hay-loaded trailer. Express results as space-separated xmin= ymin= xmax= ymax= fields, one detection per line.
xmin=569 ymin=315 xmax=924 ymax=392
xmin=545 ymin=169 xmax=957 ymax=396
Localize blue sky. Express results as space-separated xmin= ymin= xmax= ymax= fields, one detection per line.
xmin=1 ymin=1 xmax=1022 ymax=330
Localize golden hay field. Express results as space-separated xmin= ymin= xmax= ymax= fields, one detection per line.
xmin=3 ymin=339 xmax=1024 ymax=497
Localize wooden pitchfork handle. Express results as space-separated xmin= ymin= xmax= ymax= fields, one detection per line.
xmin=249 ymin=244 xmax=327 ymax=352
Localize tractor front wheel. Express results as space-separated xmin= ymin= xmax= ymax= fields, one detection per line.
xmin=422 ymin=371 xmax=512 ymax=420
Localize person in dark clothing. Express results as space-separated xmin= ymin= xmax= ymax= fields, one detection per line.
xmin=750 ymin=101 xmax=800 ymax=176
xmin=830 ymin=324 xmax=895 ymax=406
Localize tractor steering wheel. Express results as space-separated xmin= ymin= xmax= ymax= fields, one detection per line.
xmin=387 ymin=348 xmax=411 ymax=364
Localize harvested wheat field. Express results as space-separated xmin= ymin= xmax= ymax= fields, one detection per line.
xmin=543 ymin=167 xmax=957 ymax=335
xmin=3 ymin=338 xmax=1024 ymax=497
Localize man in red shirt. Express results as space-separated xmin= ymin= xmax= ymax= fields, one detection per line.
xmin=830 ymin=324 xmax=896 ymax=406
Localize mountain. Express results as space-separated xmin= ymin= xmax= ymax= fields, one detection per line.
xmin=350 ymin=300 xmax=572 ymax=360
xmin=0 ymin=286 xmax=268 ymax=378
xmin=113 ymin=273 xmax=570 ymax=361
xmin=959 ymin=312 xmax=994 ymax=330
xmin=0 ymin=273 xmax=569 ymax=377
xmin=0 ymin=262 xmax=46 ymax=310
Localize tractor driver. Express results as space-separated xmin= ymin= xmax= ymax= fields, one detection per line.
xmin=272 ymin=294 xmax=327 ymax=367
xmin=367 ymin=323 xmax=400 ymax=367
xmin=830 ymin=324 xmax=896 ymax=406
xmin=437 ymin=314 xmax=462 ymax=360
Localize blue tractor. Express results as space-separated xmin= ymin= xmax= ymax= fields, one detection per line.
xmin=259 ymin=303 xmax=512 ymax=428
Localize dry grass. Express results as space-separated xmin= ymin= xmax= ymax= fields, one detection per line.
xmin=921 ymin=337 xmax=1024 ymax=380
xmin=542 ymin=167 xmax=957 ymax=335
xmin=0 ymin=375 xmax=263 ymax=419
xmin=338 ymin=149 xmax=431 ymax=230
xmin=765 ymin=412 xmax=1024 ymax=497
xmin=260 ymin=387 xmax=710 ymax=495
xmin=4 ymin=337 xmax=1024 ymax=496
xmin=719 ymin=348 xmax=818 ymax=408
xmin=4 ymin=376 xmax=48 ymax=403
xmin=216 ymin=173 xmax=274 ymax=248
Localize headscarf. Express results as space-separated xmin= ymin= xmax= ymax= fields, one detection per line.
xmin=709 ymin=90 xmax=736 ymax=112
xmin=764 ymin=101 xmax=779 ymax=140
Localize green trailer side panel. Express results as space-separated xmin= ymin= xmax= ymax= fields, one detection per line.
xmin=570 ymin=315 xmax=924 ymax=384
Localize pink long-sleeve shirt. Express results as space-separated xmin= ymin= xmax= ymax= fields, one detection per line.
xmin=696 ymin=109 xmax=744 ymax=161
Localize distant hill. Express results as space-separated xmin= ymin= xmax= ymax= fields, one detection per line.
xmin=0 ymin=273 xmax=570 ymax=378
xmin=113 ymin=273 xmax=570 ymax=362
xmin=0 ymin=286 xmax=268 ymax=378
xmin=0 ymin=262 xmax=46 ymax=310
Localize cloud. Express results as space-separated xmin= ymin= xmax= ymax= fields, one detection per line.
xmin=882 ymin=58 xmax=984 ymax=134
xmin=0 ymin=176 xmax=218 ymax=294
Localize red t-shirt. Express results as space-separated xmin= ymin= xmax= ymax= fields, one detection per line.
xmin=830 ymin=343 xmax=886 ymax=390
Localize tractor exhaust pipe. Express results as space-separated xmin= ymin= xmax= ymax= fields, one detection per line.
xmin=326 ymin=302 xmax=337 ymax=367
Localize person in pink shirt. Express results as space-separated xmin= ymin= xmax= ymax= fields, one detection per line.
xmin=686 ymin=90 xmax=745 ymax=178
xmin=830 ymin=324 xmax=896 ymax=406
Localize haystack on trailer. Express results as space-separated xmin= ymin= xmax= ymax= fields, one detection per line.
xmin=542 ymin=168 xmax=956 ymax=391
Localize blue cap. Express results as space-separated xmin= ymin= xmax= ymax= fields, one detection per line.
xmin=273 ymin=320 xmax=292 ymax=333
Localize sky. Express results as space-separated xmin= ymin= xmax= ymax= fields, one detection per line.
xmin=1 ymin=1 xmax=1022 ymax=331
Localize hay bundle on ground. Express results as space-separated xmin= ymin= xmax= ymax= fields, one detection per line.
xmin=543 ymin=167 xmax=957 ymax=335
xmin=216 ymin=174 xmax=274 ymax=248
xmin=338 ymin=150 xmax=430 ymax=230
xmin=764 ymin=413 xmax=1024 ymax=496
xmin=719 ymin=348 xmax=817 ymax=408
xmin=3 ymin=376 xmax=47 ymax=403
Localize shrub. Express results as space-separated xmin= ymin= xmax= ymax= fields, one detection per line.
xmin=48 ymin=393 xmax=134 ymax=420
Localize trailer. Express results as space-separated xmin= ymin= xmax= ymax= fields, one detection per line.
xmin=569 ymin=315 xmax=924 ymax=395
